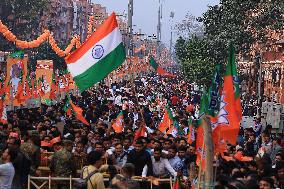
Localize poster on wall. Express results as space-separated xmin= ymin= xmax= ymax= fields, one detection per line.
xmin=5 ymin=53 xmax=28 ymax=107
xmin=36 ymin=60 xmax=53 ymax=103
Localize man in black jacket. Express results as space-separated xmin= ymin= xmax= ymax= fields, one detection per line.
xmin=126 ymin=139 xmax=153 ymax=177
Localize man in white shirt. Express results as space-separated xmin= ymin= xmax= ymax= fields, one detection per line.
xmin=144 ymin=147 xmax=177 ymax=178
xmin=0 ymin=147 xmax=17 ymax=189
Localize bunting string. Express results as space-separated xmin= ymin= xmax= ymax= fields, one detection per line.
xmin=0 ymin=20 xmax=82 ymax=57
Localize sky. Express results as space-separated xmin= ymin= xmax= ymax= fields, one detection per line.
xmin=93 ymin=0 xmax=219 ymax=47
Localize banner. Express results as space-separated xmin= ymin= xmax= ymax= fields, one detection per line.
xmin=5 ymin=54 xmax=28 ymax=106
xmin=36 ymin=60 xmax=53 ymax=102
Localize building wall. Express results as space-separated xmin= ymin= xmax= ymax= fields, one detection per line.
xmin=239 ymin=30 xmax=284 ymax=104
xmin=40 ymin=0 xmax=74 ymax=45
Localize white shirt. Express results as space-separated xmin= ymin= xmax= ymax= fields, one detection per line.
xmin=0 ymin=162 xmax=15 ymax=189
xmin=143 ymin=157 xmax=177 ymax=177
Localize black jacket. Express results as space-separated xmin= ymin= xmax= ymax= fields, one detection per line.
xmin=127 ymin=149 xmax=153 ymax=176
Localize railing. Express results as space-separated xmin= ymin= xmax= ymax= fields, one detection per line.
xmin=28 ymin=175 xmax=174 ymax=189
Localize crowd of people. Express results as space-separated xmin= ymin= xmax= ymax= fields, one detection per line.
xmin=0 ymin=71 xmax=284 ymax=189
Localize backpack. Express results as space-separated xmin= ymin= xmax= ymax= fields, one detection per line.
xmin=74 ymin=167 xmax=98 ymax=189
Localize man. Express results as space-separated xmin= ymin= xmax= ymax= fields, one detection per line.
xmin=270 ymin=137 xmax=282 ymax=163
xmin=149 ymin=147 xmax=177 ymax=178
xmin=50 ymin=140 xmax=76 ymax=189
xmin=73 ymin=142 xmax=87 ymax=171
xmin=168 ymin=146 xmax=187 ymax=177
xmin=113 ymin=143 xmax=127 ymax=168
xmin=273 ymin=152 xmax=284 ymax=169
xmin=20 ymin=133 xmax=41 ymax=176
xmin=7 ymin=137 xmax=29 ymax=189
xmin=259 ymin=177 xmax=274 ymax=189
xmin=0 ymin=147 xmax=17 ymax=189
xmin=82 ymin=151 xmax=105 ymax=189
xmin=123 ymin=137 xmax=133 ymax=154
xmin=127 ymin=139 xmax=153 ymax=177
xmin=186 ymin=144 xmax=197 ymax=164
xmin=120 ymin=163 xmax=140 ymax=189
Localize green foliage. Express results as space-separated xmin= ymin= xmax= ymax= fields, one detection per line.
xmin=0 ymin=0 xmax=69 ymax=71
xmin=29 ymin=42 xmax=67 ymax=72
xmin=201 ymin=0 xmax=284 ymax=63
xmin=0 ymin=0 xmax=47 ymax=51
xmin=175 ymin=0 xmax=284 ymax=86
xmin=175 ymin=36 xmax=215 ymax=87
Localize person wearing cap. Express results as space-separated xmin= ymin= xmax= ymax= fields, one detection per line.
xmin=50 ymin=140 xmax=76 ymax=189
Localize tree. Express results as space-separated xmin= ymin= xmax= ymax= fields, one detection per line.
xmin=0 ymin=0 xmax=69 ymax=72
xmin=0 ymin=0 xmax=47 ymax=51
xmin=174 ymin=13 xmax=204 ymax=39
xmin=29 ymin=42 xmax=67 ymax=72
xmin=175 ymin=36 xmax=215 ymax=87
xmin=200 ymin=0 xmax=284 ymax=64
xmin=175 ymin=0 xmax=284 ymax=87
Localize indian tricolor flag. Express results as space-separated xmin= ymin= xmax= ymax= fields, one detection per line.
xmin=65 ymin=13 xmax=126 ymax=91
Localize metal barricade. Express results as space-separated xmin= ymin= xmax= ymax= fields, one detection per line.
xmin=27 ymin=175 xmax=173 ymax=189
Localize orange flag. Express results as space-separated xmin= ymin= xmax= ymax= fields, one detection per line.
xmin=112 ymin=111 xmax=124 ymax=133
xmin=158 ymin=106 xmax=173 ymax=134
xmin=133 ymin=123 xmax=146 ymax=144
xmin=70 ymin=100 xmax=90 ymax=126
xmin=50 ymin=136 xmax=61 ymax=146
xmin=211 ymin=44 xmax=240 ymax=148
xmin=41 ymin=141 xmax=51 ymax=147
xmin=49 ymin=81 xmax=57 ymax=100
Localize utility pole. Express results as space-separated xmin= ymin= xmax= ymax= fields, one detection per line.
xmin=169 ymin=12 xmax=174 ymax=56
xmin=128 ymin=0 xmax=134 ymax=56
xmin=254 ymin=52 xmax=262 ymax=117
xmin=157 ymin=0 xmax=162 ymax=57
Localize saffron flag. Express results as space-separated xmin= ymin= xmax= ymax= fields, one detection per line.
xmin=149 ymin=57 xmax=175 ymax=77
xmin=133 ymin=122 xmax=147 ymax=143
xmin=70 ymin=100 xmax=90 ymax=126
xmin=112 ymin=111 xmax=124 ymax=133
xmin=65 ymin=12 xmax=126 ymax=91
xmin=158 ymin=105 xmax=174 ymax=134
xmin=172 ymin=177 xmax=181 ymax=189
xmin=230 ymin=44 xmax=242 ymax=122
xmin=212 ymin=43 xmax=240 ymax=146
xmin=195 ymin=91 xmax=209 ymax=171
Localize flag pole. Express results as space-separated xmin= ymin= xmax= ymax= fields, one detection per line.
xmin=197 ymin=139 xmax=205 ymax=189
xmin=203 ymin=116 xmax=214 ymax=189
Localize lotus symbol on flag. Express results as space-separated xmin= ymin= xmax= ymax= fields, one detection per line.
xmin=92 ymin=45 xmax=104 ymax=59
xmin=211 ymin=94 xmax=229 ymax=129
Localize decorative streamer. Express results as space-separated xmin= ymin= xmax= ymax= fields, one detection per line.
xmin=0 ymin=20 xmax=82 ymax=57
